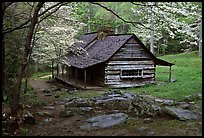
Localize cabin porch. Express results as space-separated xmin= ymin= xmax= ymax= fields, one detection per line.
xmin=52 ymin=62 xmax=105 ymax=89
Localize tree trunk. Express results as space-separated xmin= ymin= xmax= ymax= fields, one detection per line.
xmin=115 ymin=2 xmax=118 ymax=34
xmin=199 ymin=16 xmax=202 ymax=57
xmin=10 ymin=2 xmax=44 ymax=116
xmin=150 ymin=7 xmax=154 ymax=54
xmin=150 ymin=18 xmax=154 ymax=54
xmin=24 ymin=74 xmax=28 ymax=94
xmin=87 ymin=2 xmax=91 ymax=33
xmin=2 ymin=3 xmax=6 ymax=101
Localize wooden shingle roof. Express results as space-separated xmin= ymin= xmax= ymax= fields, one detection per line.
xmin=63 ymin=32 xmax=174 ymax=68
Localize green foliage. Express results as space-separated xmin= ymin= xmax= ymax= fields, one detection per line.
xmin=19 ymin=127 xmax=29 ymax=136
xmin=20 ymin=82 xmax=46 ymax=107
xmin=125 ymin=51 xmax=202 ymax=101
xmin=72 ymin=2 xmax=131 ymax=34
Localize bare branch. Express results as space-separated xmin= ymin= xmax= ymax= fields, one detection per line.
xmin=2 ymin=2 xmax=68 ymax=35
xmin=4 ymin=58 xmax=17 ymax=73
xmin=91 ymin=2 xmax=152 ymax=30
xmin=26 ymin=2 xmax=34 ymax=8
xmin=38 ymin=2 xmax=70 ymax=24
xmin=131 ymin=2 xmax=156 ymax=7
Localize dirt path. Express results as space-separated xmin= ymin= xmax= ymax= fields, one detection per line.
xmin=28 ymin=79 xmax=55 ymax=104
xmin=26 ymin=79 xmax=202 ymax=136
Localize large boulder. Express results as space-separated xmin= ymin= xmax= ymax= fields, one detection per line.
xmin=130 ymin=94 xmax=160 ymax=117
xmin=64 ymin=98 xmax=94 ymax=108
xmin=60 ymin=106 xmax=94 ymax=116
xmin=95 ymin=97 xmax=131 ymax=110
xmin=162 ymin=107 xmax=201 ymax=121
xmin=80 ymin=113 xmax=128 ymax=130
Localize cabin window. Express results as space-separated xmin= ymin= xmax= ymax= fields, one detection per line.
xmin=120 ymin=69 xmax=143 ymax=78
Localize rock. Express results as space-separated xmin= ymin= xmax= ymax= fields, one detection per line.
xmin=80 ymin=113 xmax=128 ymax=130
xmin=123 ymin=92 xmax=136 ymax=100
xmin=95 ymin=97 xmax=131 ymax=110
xmin=67 ymin=90 xmax=75 ymax=94
xmin=41 ymin=89 xmax=47 ymax=93
xmin=162 ymin=107 xmax=201 ymax=121
xmin=42 ymin=89 xmax=52 ymax=93
xmin=59 ymin=110 xmax=74 ymax=118
xmin=155 ymin=98 xmax=178 ymax=106
xmin=179 ymin=103 xmax=193 ymax=110
xmin=53 ymin=90 xmax=200 ymax=121
xmin=170 ymin=78 xmax=177 ymax=82
xmin=54 ymin=101 xmax=66 ymax=105
xmin=92 ymin=95 xmax=110 ymax=101
xmin=107 ymin=94 xmax=121 ymax=98
xmin=147 ymin=131 xmax=155 ymax=136
xmin=154 ymin=98 xmax=164 ymax=103
xmin=108 ymin=110 xmax=121 ymax=114
xmin=79 ymin=107 xmax=92 ymax=112
xmin=162 ymin=100 xmax=178 ymax=106
xmin=184 ymin=93 xmax=202 ymax=102
xmin=35 ymin=111 xmax=53 ymax=117
xmin=111 ymin=89 xmax=123 ymax=95
xmin=143 ymin=118 xmax=153 ymax=123
xmin=43 ymin=118 xmax=54 ymax=123
xmin=61 ymin=98 xmax=73 ymax=102
xmin=43 ymin=106 xmax=55 ymax=110
xmin=64 ymin=98 xmax=94 ymax=108
xmin=52 ymin=87 xmax=61 ymax=91
xmin=137 ymin=126 xmax=148 ymax=132
xmin=45 ymin=93 xmax=52 ymax=96
xmin=131 ymin=95 xmax=158 ymax=117
xmin=62 ymin=107 xmax=93 ymax=116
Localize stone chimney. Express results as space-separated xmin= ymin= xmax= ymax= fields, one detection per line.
xmin=97 ymin=25 xmax=114 ymax=40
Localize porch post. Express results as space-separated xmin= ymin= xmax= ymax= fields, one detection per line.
xmin=62 ymin=64 xmax=64 ymax=77
xmin=84 ymin=69 xmax=87 ymax=89
xmin=169 ymin=65 xmax=172 ymax=82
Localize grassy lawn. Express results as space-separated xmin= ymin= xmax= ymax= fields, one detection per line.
xmin=125 ymin=51 xmax=202 ymax=101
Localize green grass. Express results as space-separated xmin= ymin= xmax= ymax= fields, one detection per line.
xmin=125 ymin=51 xmax=202 ymax=101
xmin=31 ymin=71 xmax=52 ymax=80
xmin=54 ymin=89 xmax=108 ymax=100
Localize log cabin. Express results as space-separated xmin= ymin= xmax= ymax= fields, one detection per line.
xmin=52 ymin=29 xmax=174 ymax=89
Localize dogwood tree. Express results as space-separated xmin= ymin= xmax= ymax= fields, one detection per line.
xmin=131 ymin=2 xmax=202 ymax=54
xmin=31 ymin=2 xmax=85 ymax=67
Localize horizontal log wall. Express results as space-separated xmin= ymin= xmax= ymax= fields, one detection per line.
xmin=110 ymin=43 xmax=151 ymax=60
xmin=105 ymin=37 xmax=155 ymax=88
